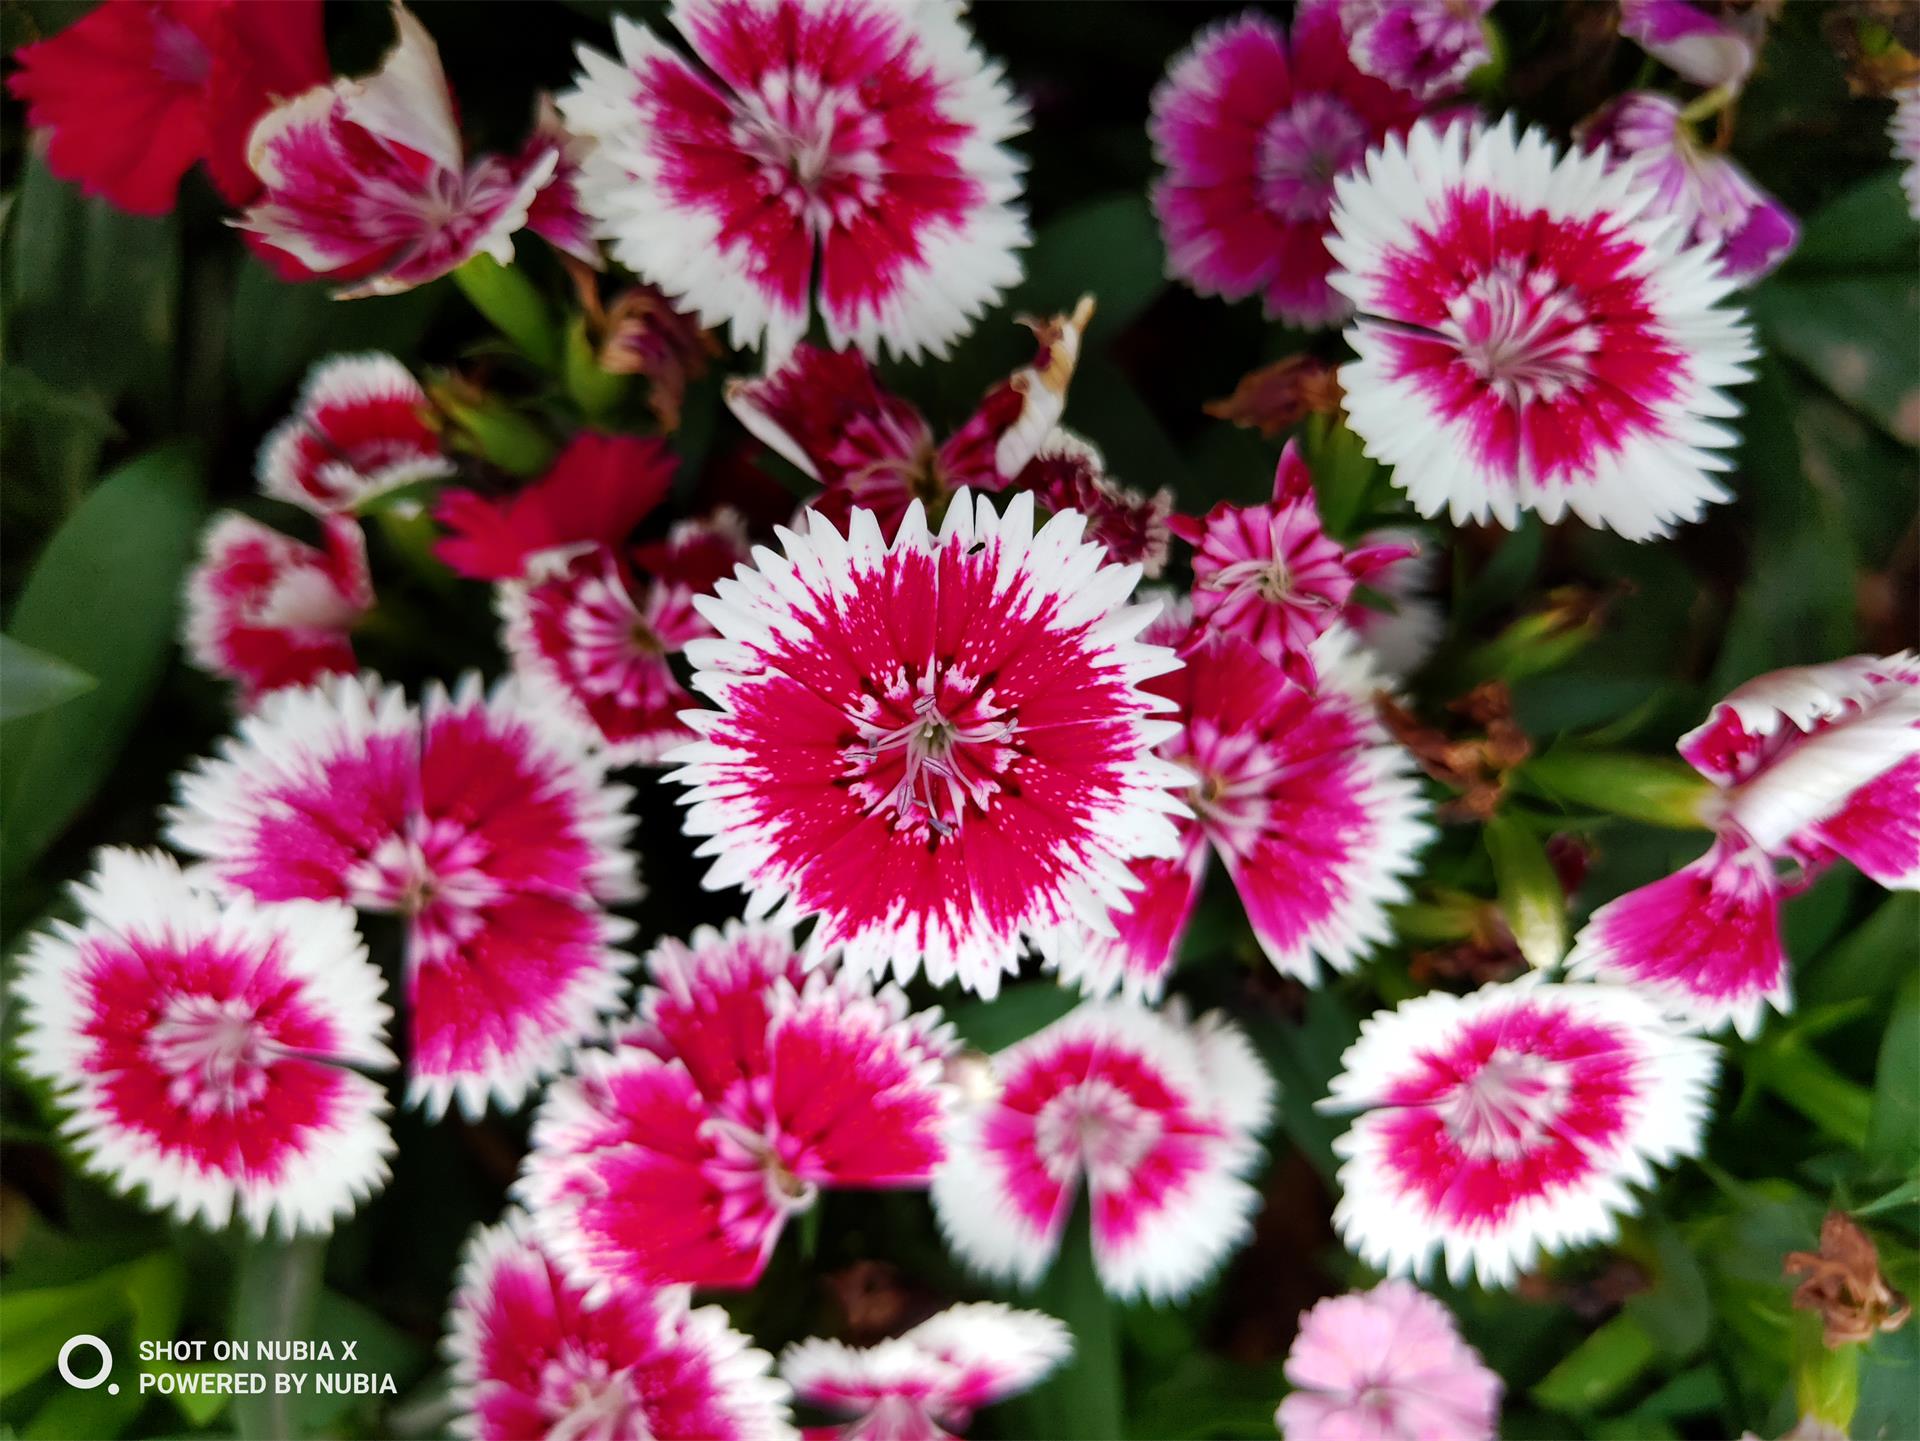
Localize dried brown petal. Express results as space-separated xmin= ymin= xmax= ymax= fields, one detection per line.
xmin=1205 ymin=356 xmax=1344 ymax=438
xmin=1785 ymin=1211 xmax=1913 ymax=1347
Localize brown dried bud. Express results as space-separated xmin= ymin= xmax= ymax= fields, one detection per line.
xmin=598 ymin=286 xmax=720 ymax=432
xmin=1822 ymin=1 xmax=1920 ymax=95
xmin=1376 ymin=681 xmax=1533 ymax=822
xmin=1785 ymin=1212 xmax=1913 ymax=1347
xmin=1205 ymin=355 xmax=1344 ymax=438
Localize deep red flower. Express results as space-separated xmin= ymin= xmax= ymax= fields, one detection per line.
xmin=9 ymin=0 xmax=326 ymax=215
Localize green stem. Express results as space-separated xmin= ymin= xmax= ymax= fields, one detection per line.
xmin=229 ymin=1234 xmax=326 ymax=1441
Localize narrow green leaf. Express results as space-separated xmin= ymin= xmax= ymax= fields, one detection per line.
xmin=1530 ymin=1312 xmax=1658 ymax=1415
xmin=1867 ymin=977 xmax=1920 ymax=1171
xmin=0 ymin=635 xmax=95 ymax=721
xmin=1484 ymin=812 xmax=1568 ymax=969
xmin=1854 ymin=1175 xmax=1920 ymax=1219
xmin=453 ymin=254 xmax=561 ymax=371
xmin=0 ymin=446 xmax=202 ymax=881
xmin=1803 ymin=893 xmax=1920 ymax=1009
xmin=947 ymin=982 xmax=1078 ymax=1053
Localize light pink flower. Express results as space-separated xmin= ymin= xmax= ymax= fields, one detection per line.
xmin=1170 ymin=440 xmax=1418 ymax=689
xmin=726 ymin=299 xmax=1094 ymax=545
xmin=445 ymin=1210 xmax=792 ymax=1441
xmin=518 ymin=922 xmax=955 ymax=1294
xmin=499 ymin=512 xmax=750 ymax=766
xmin=1617 ymin=0 xmax=1763 ymax=91
xmin=183 ymin=513 xmax=373 ymax=704
xmin=166 ymin=673 xmax=640 ymax=1120
xmin=1328 ymin=117 xmax=1756 ymax=540
xmin=1893 ymin=84 xmax=1920 ymax=222
xmin=1055 ymin=607 xmax=1430 ymax=1003
xmin=1569 ymin=653 xmax=1920 ymax=1037
xmin=1277 ymin=1280 xmax=1501 ymax=1441
xmin=13 ymin=848 xmax=396 ymax=1236
xmin=1322 ymin=979 xmax=1719 ymax=1287
xmin=934 ymin=999 xmax=1272 ymax=1302
xmin=782 ymin=1303 xmax=1071 ymax=1441
xmin=257 ymin=353 xmax=453 ymax=516
xmin=1339 ymin=0 xmax=1494 ymax=103
xmin=1584 ymin=91 xmax=1797 ymax=285
xmin=559 ymin=0 xmax=1029 ymax=363
xmin=1149 ymin=4 xmax=1423 ymax=328
xmin=236 ymin=3 xmax=556 ymax=297
xmin=665 ymin=491 xmax=1190 ymax=998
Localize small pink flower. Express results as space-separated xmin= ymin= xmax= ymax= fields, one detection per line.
xmin=1171 ymin=440 xmax=1418 ymax=689
xmin=435 ymin=431 xmax=677 ymax=582
xmin=445 ymin=1210 xmax=792 ymax=1441
xmin=1617 ymin=0 xmax=1763 ymax=91
xmin=665 ymin=492 xmax=1190 ymax=998
xmin=1569 ymin=653 xmax=1920 ymax=1037
xmin=782 ymin=1303 xmax=1071 ymax=1441
xmin=166 ymin=673 xmax=641 ymax=1119
xmin=1339 ymin=0 xmax=1495 ymax=103
xmin=1055 ymin=607 xmax=1430 ymax=1003
xmin=236 ymin=3 xmax=556 ymax=297
xmin=1323 ymin=979 xmax=1719 ymax=1288
xmin=559 ymin=0 xmax=1029 ymax=363
xmin=1149 ymin=5 xmax=1423 ymax=328
xmin=13 ymin=848 xmax=396 ymax=1235
xmin=1345 ymin=526 xmax=1442 ymax=678
xmin=183 ymin=513 xmax=373 ymax=704
xmin=1892 ymin=84 xmax=1920 ymax=222
xmin=726 ymin=300 xmax=1094 ymax=544
xmin=1022 ymin=432 xmax=1173 ymax=578
xmin=257 ymin=353 xmax=453 ymax=516
xmin=934 ymin=999 xmax=1272 ymax=1301
xmin=1276 ymin=1280 xmax=1501 ymax=1441
xmin=1329 ymin=117 xmax=1756 ymax=540
xmin=499 ymin=512 xmax=750 ymax=765
xmin=518 ymin=922 xmax=956 ymax=1294
xmin=1584 ymin=91 xmax=1797 ymax=285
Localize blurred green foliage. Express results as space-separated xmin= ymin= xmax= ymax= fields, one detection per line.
xmin=1 ymin=2 xmax=1916 ymax=1439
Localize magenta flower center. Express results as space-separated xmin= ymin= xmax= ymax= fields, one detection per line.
xmin=844 ymin=671 xmax=1019 ymax=837
xmin=1446 ymin=262 xmax=1599 ymax=408
xmin=149 ymin=995 xmax=274 ymax=1113
xmin=731 ymin=76 xmax=884 ymax=233
xmin=1438 ymin=1049 xmax=1568 ymax=1160
xmin=1257 ymin=95 xmax=1370 ymax=222
xmin=1034 ymin=1079 xmax=1161 ymax=1187
xmin=535 ymin=1346 xmax=652 ymax=1441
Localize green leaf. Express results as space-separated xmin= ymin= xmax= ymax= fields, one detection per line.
xmin=1854 ymin=1175 xmax=1920 ymax=1219
xmin=453 ymin=254 xmax=561 ymax=372
xmin=227 ymin=262 xmax=444 ymax=416
xmin=0 ymin=1271 xmax=127 ymax=1399
xmin=0 ymin=636 xmax=95 ymax=722
xmin=1484 ymin=813 xmax=1567 ymax=969
xmin=0 ymin=446 xmax=202 ymax=881
xmin=562 ymin=316 xmax=630 ymax=422
xmin=1868 ymin=976 xmax=1920 ymax=1172
xmin=1003 ymin=1203 xmax=1122 ymax=1441
xmin=947 ymin=982 xmax=1077 ymax=1053
xmin=1803 ymin=894 xmax=1920 ymax=1009
xmin=437 ymin=390 xmax=556 ymax=477
xmin=1754 ymin=1035 xmax=1874 ymax=1152
xmin=1015 ymin=194 xmax=1165 ymax=337
xmin=1530 ymin=1312 xmax=1658 ymax=1415
xmin=229 ymin=1235 xmax=327 ymax=1441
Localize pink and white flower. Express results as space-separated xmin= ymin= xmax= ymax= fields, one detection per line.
xmin=933 ymin=999 xmax=1273 ymax=1302
xmin=726 ymin=299 xmax=1094 ymax=545
xmin=518 ymin=922 xmax=955 ymax=1294
xmin=519 ymin=95 xmax=604 ymax=270
xmin=258 ymin=353 xmax=453 ymax=515
xmin=1149 ymin=5 xmax=1423 ymax=328
xmin=665 ymin=491 xmax=1190 ymax=998
xmin=782 ymin=1303 xmax=1071 ymax=1440
xmin=1617 ymin=0 xmax=1763 ymax=92
xmin=1276 ymin=1280 xmax=1501 ymax=1441
xmin=1339 ymin=0 xmax=1495 ymax=103
xmin=499 ymin=512 xmax=750 ymax=766
xmin=13 ymin=848 xmax=396 ymax=1236
xmin=1328 ymin=117 xmax=1757 ymax=540
xmin=236 ymin=3 xmax=557 ymax=297
xmin=1022 ymin=432 xmax=1173 ymax=578
xmin=445 ymin=1210 xmax=792 ymax=1441
xmin=1321 ymin=979 xmax=1719 ymax=1288
xmin=183 ymin=513 xmax=373 ymax=704
xmin=1568 ymin=653 xmax=1920 ymax=1037
xmin=1893 ymin=84 xmax=1920 ymax=222
xmin=1056 ymin=608 xmax=1430 ymax=1003
xmin=166 ymin=673 xmax=640 ymax=1120
xmin=1346 ymin=526 xmax=1442 ymax=679
xmin=559 ymin=0 xmax=1029 ymax=363
xmin=1584 ymin=91 xmax=1798 ymax=285
xmin=1170 ymin=441 xmax=1418 ymax=690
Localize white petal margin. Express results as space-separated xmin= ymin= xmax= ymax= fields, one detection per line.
xmin=256 ymin=352 xmax=454 ymax=515
xmin=12 ymin=848 xmax=397 ymax=1237
xmin=1318 ymin=979 xmax=1719 ymax=1289
xmin=1327 ymin=116 xmax=1758 ymax=541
